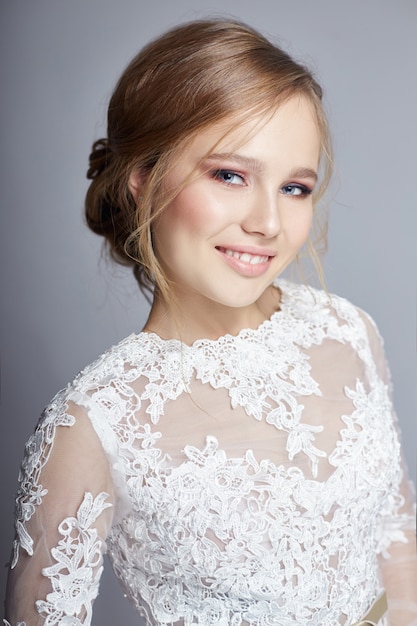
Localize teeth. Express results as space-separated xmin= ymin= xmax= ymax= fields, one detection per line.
xmin=222 ymin=248 xmax=269 ymax=264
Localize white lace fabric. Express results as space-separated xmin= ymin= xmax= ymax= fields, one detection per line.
xmin=4 ymin=281 xmax=417 ymax=625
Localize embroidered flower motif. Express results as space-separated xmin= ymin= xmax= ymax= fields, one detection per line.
xmin=11 ymin=391 xmax=75 ymax=568
xmin=286 ymin=424 xmax=327 ymax=478
xmin=35 ymin=492 xmax=111 ymax=625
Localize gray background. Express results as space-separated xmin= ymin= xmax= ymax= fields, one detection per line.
xmin=1 ymin=1 xmax=415 ymax=624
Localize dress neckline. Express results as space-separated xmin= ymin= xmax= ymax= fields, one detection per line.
xmin=137 ymin=279 xmax=292 ymax=349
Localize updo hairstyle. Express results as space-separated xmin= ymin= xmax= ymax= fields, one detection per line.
xmin=85 ymin=19 xmax=332 ymax=301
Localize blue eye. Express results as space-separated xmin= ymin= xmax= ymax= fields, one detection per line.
xmin=212 ymin=170 xmax=245 ymax=186
xmin=281 ymin=184 xmax=312 ymax=197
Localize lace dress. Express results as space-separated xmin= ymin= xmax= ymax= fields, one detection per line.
xmin=4 ymin=281 xmax=416 ymax=626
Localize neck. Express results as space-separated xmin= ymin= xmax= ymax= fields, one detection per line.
xmin=143 ymin=285 xmax=281 ymax=345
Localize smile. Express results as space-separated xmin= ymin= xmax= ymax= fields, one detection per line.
xmin=217 ymin=247 xmax=271 ymax=265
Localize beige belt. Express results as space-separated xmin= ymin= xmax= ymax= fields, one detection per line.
xmin=351 ymin=591 xmax=388 ymax=626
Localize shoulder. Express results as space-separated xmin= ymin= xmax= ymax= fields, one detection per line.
xmin=35 ymin=332 xmax=154 ymax=435
xmin=56 ymin=331 xmax=164 ymax=401
xmin=275 ymin=278 xmax=383 ymax=346
xmin=276 ymin=278 xmax=376 ymax=321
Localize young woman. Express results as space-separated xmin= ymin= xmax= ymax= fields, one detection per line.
xmin=4 ymin=19 xmax=416 ymax=626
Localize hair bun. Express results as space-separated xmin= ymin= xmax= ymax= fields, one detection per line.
xmin=87 ymin=138 xmax=112 ymax=180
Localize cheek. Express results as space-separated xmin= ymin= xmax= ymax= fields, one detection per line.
xmin=165 ymin=190 xmax=210 ymax=237
xmin=288 ymin=209 xmax=314 ymax=247
xmin=165 ymin=186 xmax=227 ymax=239
xmin=173 ymin=208 xmax=204 ymax=238
xmin=153 ymin=189 xmax=212 ymax=264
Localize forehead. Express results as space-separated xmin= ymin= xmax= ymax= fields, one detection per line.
xmin=180 ymin=96 xmax=322 ymax=167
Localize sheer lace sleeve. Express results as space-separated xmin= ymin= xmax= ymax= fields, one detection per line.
xmin=4 ymin=391 xmax=115 ymax=626
xmin=361 ymin=312 xmax=417 ymax=625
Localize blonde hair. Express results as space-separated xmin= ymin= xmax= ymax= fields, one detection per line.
xmin=85 ymin=19 xmax=332 ymax=301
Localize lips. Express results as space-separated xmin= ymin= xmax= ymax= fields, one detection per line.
xmin=216 ymin=246 xmax=272 ymax=265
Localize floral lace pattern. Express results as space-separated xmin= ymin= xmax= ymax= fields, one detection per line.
xmin=6 ymin=281 xmax=414 ymax=625
xmin=36 ymin=492 xmax=111 ymax=625
xmin=11 ymin=390 xmax=75 ymax=568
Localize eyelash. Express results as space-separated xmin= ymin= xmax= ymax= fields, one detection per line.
xmin=210 ymin=169 xmax=313 ymax=197
xmin=211 ymin=169 xmax=245 ymax=186
xmin=280 ymin=184 xmax=313 ymax=198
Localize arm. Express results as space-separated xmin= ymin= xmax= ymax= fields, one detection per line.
xmin=361 ymin=311 xmax=417 ymax=624
xmin=377 ymin=463 xmax=417 ymax=626
xmin=4 ymin=394 xmax=115 ymax=626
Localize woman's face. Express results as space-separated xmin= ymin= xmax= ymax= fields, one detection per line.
xmin=150 ymin=96 xmax=321 ymax=312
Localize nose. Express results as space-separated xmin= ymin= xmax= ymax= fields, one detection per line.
xmin=241 ymin=189 xmax=281 ymax=239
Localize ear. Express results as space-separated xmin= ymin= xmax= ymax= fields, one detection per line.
xmin=128 ymin=168 xmax=147 ymax=201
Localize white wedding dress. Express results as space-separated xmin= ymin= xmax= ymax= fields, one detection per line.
xmin=4 ymin=281 xmax=416 ymax=625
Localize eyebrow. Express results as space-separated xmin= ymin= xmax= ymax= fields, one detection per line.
xmin=204 ymin=153 xmax=318 ymax=182
xmin=204 ymin=153 xmax=265 ymax=173
xmin=287 ymin=167 xmax=318 ymax=183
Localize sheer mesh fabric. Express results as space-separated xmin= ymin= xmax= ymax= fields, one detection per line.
xmin=4 ymin=402 xmax=115 ymax=626
xmin=4 ymin=280 xmax=416 ymax=625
